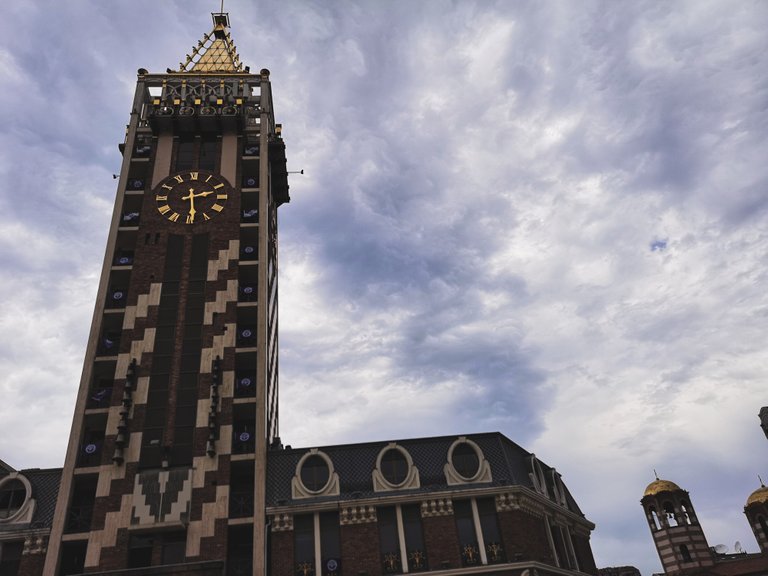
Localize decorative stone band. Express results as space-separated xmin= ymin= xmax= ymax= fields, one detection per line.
xmin=270 ymin=513 xmax=294 ymax=532
xmin=340 ymin=505 xmax=377 ymax=525
xmin=421 ymin=498 xmax=453 ymax=517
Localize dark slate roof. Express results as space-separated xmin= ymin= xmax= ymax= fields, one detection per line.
xmin=266 ymin=432 xmax=584 ymax=516
xmin=0 ymin=467 xmax=62 ymax=533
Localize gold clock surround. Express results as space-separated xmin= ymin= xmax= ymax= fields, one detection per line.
xmin=155 ymin=170 xmax=229 ymax=224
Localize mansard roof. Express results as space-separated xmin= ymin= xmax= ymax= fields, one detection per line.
xmin=0 ymin=467 xmax=61 ymax=533
xmin=266 ymin=432 xmax=585 ymax=516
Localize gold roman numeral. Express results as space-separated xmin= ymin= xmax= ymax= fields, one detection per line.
xmin=203 ymin=213 xmax=211 ymax=221
xmin=168 ymin=212 xmax=180 ymax=222
xmin=211 ymin=204 xmax=224 ymax=212
xmin=162 ymin=184 xmax=173 ymax=190
xmin=190 ymin=172 xmax=198 ymax=180
xmin=186 ymin=214 xmax=194 ymax=224
xmin=205 ymin=175 xmax=213 ymax=183
xmin=174 ymin=175 xmax=184 ymax=184
xmin=158 ymin=204 xmax=171 ymax=215
xmin=213 ymin=183 xmax=224 ymax=189
xmin=156 ymin=195 xmax=168 ymax=202
xmin=216 ymin=194 xmax=228 ymax=200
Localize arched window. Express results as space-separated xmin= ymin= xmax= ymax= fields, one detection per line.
xmin=648 ymin=507 xmax=660 ymax=530
xmin=679 ymin=544 xmax=692 ymax=562
xmin=663 ymin=501 xmax=678 ymax=527
xmin=680 ymin=500 xmax=693 ymax=525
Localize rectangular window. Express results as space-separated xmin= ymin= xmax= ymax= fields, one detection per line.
xmin=294 ymin=514 xmax=315 ymax=572
xmin=228 ymin=525 xmax=253 ymax=576
xmin=402 ymin=504 xmax=427 ymax=572
xmin=161 ymin=531 xmax=186 ymax=565
xmin=377 ymin=504 xmax=428 ymax=573
xmin=320 ymin=511 xmax=341 ymax=576
xmin=477 ymin=497 xmax=505 ymax=563
xmin=378 ymin=506 xmax=400 ymax=573
xmin=59 ymin=541 xmax=87 ymax=576
xmin=128 ymin=534 xmax=154 ymax=568
xmin=294 ymin=512 xmax=341 ymax=576
xmin=547 ymin=519 xmax=578 ymax=569
xmin=175 ymin=138 xmax=195 ymax=171
xmin=0 ymin=541 xmax=23 ymax=576
xmin=199 ymin=138 xmax=218 ymax=171
xmin=454 ymin=497 xmax=505 ymax=566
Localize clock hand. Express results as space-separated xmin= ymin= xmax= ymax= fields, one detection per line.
xmin=182 ymin=187 xmax=198 ymax=222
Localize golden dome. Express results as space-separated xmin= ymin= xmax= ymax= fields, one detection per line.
xmin=746 ymin=485 xmax=768 ymax=507
xmin=644 ymin=479 xmax=682 ymax=497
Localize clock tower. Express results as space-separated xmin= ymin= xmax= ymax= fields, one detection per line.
xmin=44 ymin=12 xmax=287 ymax=576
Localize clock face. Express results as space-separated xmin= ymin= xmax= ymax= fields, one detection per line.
xmin=155 ymin=171 xmax=229 ymax=224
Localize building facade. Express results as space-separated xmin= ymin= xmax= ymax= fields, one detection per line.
xmin=0 ymin=13 xmax=599 ymax=576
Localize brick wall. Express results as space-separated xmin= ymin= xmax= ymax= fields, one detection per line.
xmin=497 ymin=509 xmax=553 ymax=564
xmin=270 ymin=530 xmax=293 ymax=576
xmin=340 ymin=522 xmax=382 ymax=576
xmin=422 ymin=515 xmax=461 ymax=570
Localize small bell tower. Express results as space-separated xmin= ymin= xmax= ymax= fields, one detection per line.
xmin=744 ymin=483 xmax=768 ymax=553
xmin=641 ymin=477 xmax=715 ymax=573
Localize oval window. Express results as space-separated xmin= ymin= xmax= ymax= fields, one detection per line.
xmin=0 ymin=479 xmax=27 ymax=520
xmin=380 ymin=448 xmax=409 ymax=485
xmin=300 ymin=454 xmax=330 ymax=492
xmin=452 ymin=443 xmax=480 ymax=479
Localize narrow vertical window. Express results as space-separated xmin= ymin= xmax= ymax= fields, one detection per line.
xmin=402 ymin=504 xmax=427 ymax=572
xmin=378 ymin=506 xmax=400 ymax=573
xmin=175 ymin=137 xmax=195 ymax=171
xmin=680 ymin=544 xmax=692 ymax=562
xmin=454 ymin=500 xmax=480 ymax=566
xmin=320 ymin=511 xmax=341 ymax=576
xmin=294 ymin=514 xmax=315 ymax=575
xmin=477 ymin=498 xmax=505 ymax=563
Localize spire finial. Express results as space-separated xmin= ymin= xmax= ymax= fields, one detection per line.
xmin=654 ymin=469 xmax=659 ymax=480
xmin=759 ymin=474 xmax=765 ymax=487
xmin=172 ymin=9 xmax=245 ymax=73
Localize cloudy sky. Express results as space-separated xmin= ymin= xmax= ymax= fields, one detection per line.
xmin=1 ymin=0 xmax=767 ymax=572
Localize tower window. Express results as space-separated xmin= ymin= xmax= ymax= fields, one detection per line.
xmin=679 ymin=544 xmax=692 ymax=563
xmin=175 ymin=138 xmax=195 ymax=171
xmin=663 ymin=501 xmax=678 ymax=526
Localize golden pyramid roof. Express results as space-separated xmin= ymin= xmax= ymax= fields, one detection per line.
xmin=176 ymin=13 xmax=244 ymax=74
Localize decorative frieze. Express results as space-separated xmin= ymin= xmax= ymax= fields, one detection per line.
xmin=271 ymin=513 xmax=294 ymax=531
xmin=340 ymin=505 xmax=377 ymax=525
xmin=23 ymin=535 xmax=48 ymax=555
xmin=421 ymin=498 xmax=453 ymax=517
